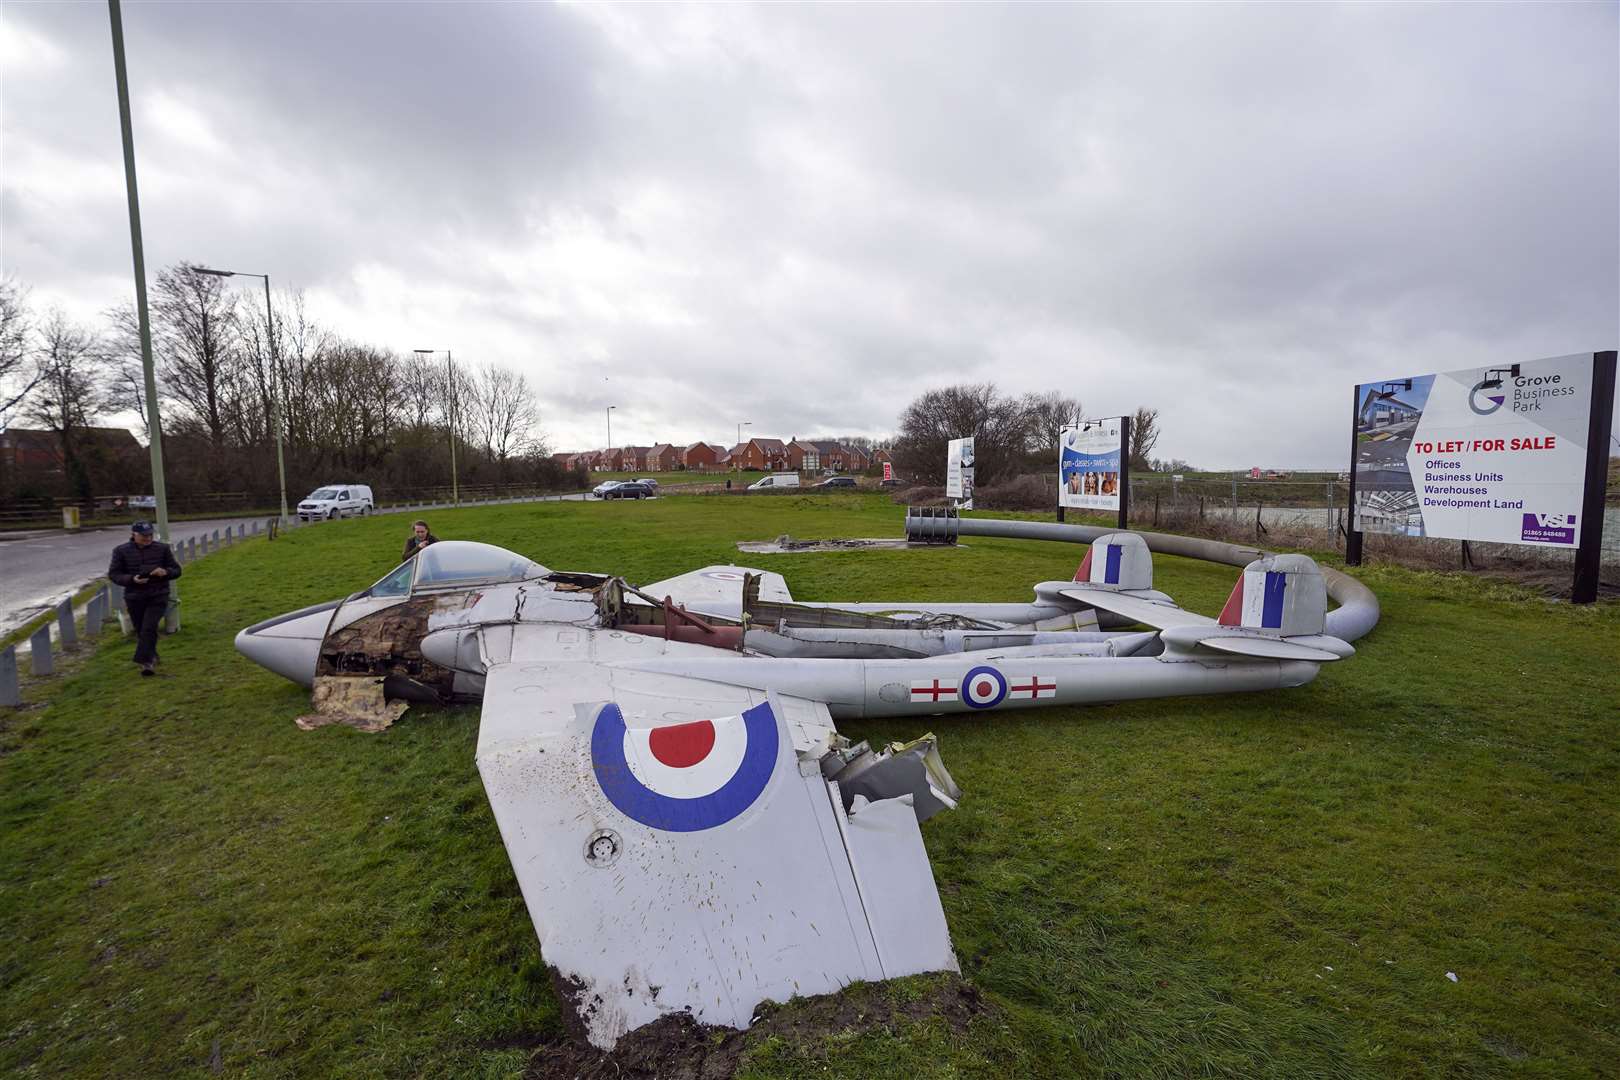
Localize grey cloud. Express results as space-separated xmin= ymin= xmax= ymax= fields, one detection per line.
xmin=2 ymin=2 xmax=1614 ymax=464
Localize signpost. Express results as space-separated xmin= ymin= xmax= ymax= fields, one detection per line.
xmin=946 ymin=437 xmax=975 ymax=510
xmin=1059 ymin=417 xmax=1130 ymax=529
xmin=1347 ymin=351 xmax=1615 ymax=603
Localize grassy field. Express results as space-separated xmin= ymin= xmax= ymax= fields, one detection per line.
xmin=2 ymin=494 xmax=1615 ymax=1078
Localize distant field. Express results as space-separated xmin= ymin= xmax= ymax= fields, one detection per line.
xmin=2 ymin=493 xmax=1615 ymax=1078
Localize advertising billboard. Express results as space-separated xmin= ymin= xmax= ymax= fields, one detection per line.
xmin=1352 ymin=353 xmax=1597 ymax=546
xmin=946 ymin=437 xmax=974 ymax=509
xmin=1059 ymin=420 xmax=1123 ymax=511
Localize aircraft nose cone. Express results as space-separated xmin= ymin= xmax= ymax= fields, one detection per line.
xmin=234 ymin=600 xmax=340 ymax=688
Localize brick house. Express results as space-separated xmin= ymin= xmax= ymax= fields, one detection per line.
xmin=786 ymin=439 xmax=820 ymax=471
xmin=598 ymin=448 xmax=625 ymax=471
xmin=621 ymin=446 xmax=650 ymax=472
xmin=810 ymin=441 xmax=848 ymax=471
xmin=844 ymin=445 xmax=872 ymax=473
xmin=645 ymin=443 xmax=680 ymax=471
xmin=682 ymin=442 xmax=722 ymax=471
xmin=733 ymin=437 xmax=789 ymax=471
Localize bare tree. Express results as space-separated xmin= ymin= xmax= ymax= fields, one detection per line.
xmin=1129 ymin=406 xmax=1161 ymax=471
xmin=890 ymin=384 xmax=1081 ymax=484
xmin=150 ymin=263 xmax=241 ymax=449
xmin=397 ymin=351 xmax=442 ymax=430
xmin=24 ymin=309 xmax=106 ymax=499
xmin=467 ymin=362 xmax=541 ymax=481
xmin=1 ymin=276 xmax=42 ymax=422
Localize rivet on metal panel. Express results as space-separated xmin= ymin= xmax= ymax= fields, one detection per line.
xmin=584 ymin=829 xmax=622 ymax=868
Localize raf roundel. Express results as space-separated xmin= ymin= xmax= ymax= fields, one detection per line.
xmin=590 ymin=701 xmax=779 ymax=832
xmin=959 ymin=665 xmax=1008 ymax=709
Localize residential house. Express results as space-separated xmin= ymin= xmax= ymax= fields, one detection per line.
xmin=726 ymin=439 xmax=781 ymax=471
xmin=683 ymin=442 xmax=723 ymax=471
xmin=645 ymin=443 xmax=680 ymax=471
xmin=786 ymin=439 xmax=820 ymax=471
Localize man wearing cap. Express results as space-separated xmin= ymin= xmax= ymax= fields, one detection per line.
xmin=107 ymin=522 xmax=182 ymax=676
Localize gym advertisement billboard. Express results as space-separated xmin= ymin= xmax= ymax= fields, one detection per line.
xmin=1059 ymin=420 xmax=1123 ymax=512
xmin=1352 ymin=353 xmax=1599 ymax=546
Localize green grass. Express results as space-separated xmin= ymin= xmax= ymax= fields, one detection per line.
xmin=2 ymin=494 xmax=1615 ymax=1078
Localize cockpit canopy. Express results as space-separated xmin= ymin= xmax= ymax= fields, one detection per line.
xmin=367 ymin=541 xmax=548 ymax=598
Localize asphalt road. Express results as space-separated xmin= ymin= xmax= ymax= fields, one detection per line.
xmin=0 ymin=494 xmax=598 ymax=639
xmin=0 ymin=516 xmax=277 ymax=639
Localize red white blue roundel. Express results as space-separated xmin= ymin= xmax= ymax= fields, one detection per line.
xmin=590 ymin=701 xmax=779 ymax=832
xmin=960 ymin=666 xmax=1008 ymax=709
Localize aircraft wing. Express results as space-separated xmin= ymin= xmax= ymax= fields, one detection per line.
xmin=472 ymin=631 xmax=957 ymax=1049
xmin=1058 ymin=587 xmax=1217 ymax=630
xmin=634 ymin=564 xmax=792 ymax=618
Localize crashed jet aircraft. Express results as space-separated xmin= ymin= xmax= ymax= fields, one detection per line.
xmin=236 ymin=534 xmax=1353 ymax=1048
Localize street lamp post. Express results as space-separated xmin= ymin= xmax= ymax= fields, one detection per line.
xmin=198 ymin=268 xmax=288 ymax=525
xmin=108 ymin=0 xmax=179 ymax=630
xmin=737 ymin=421 xmax=751 ymax=468
xmin=606 ymin=405 xmax=615 ymax=453
xmin=414 ymin=349 xmax=458 ymax=505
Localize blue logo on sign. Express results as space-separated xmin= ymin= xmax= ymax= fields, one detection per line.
xmin=590 ymin=701 xmax=779 ymax=832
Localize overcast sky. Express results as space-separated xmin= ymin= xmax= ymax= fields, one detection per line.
xmin=2 ymin=2 xmax=1615 ymax=466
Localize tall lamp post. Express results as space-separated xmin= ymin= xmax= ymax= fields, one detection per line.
xmin=108 ymin=0 xmax=178 ymax=630
xmin=737 ymin=421 xmax=751 ymax=469
xmin=415 ymin=349 xmax=458 ymax=505
xmin=197 ymin=267 xmax=288 ymax=525
xmin=606 ymin=405 xmax=615 ymax=453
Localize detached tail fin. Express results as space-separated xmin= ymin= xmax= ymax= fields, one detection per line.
xmin=1073 ymin=532 xmax=1153 ymax=590
xmin=1216 ymin=554 xmax=1328 ymax=636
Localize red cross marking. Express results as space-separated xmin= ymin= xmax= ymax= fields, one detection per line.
xmin=1011 ymin=677 xmax=1057 ymax=697
xmin=910 ymin=679 xmax=957 ymax=701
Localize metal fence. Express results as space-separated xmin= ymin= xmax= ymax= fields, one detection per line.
xmin=1127 ymin=475 xmax=1620 ymax=566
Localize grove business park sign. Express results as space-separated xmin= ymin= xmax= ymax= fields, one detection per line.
xmin=1348 ymin=350 xmax=1615 ymax=602
xmin=1352 ymin=353 xmax=1602 ymax=545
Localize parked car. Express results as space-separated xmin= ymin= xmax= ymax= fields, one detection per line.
xmin=633 ymin=478 xmax=660 ymax=489
xmin=603 ymin=481 xmax=654 ymax=500
xmin=592 ymin=480 xmax=624 ymax=498
xmin=747 ymin=474 xmax=801 ymax=491
xmin=814 ymin=476 xmax=857 ymax=489
xmin=297 ymin=484 xmax=374 ymax=521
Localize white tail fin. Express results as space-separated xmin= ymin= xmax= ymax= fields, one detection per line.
xmin=1216 ymin=554 xmax=1327 ymax=636
xmin=1073 ymin=532 xmax=1153 ymax=590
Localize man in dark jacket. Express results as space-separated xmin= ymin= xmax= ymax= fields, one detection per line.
xmin=401 ymin=519 xmax=438 ymax=563
xmin=107 ymin=521 xmax=182 ymax=676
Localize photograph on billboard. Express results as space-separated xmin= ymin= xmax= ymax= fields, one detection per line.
xmin=1059 ymin=420 xmax=1122 ymax=511
xmin=1353 ymin=353 xmax=1595 ymax=546
xmin=946 ymin=436 xmax=975 ymax=509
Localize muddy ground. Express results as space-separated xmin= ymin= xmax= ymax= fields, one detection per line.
xmin=520 ymin=975 xmax=991 ymax=1080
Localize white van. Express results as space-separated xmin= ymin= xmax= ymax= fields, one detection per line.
xmin=747 ymin=474 xmax=800 ymax=491
xmin=297 ymin=484 xmax=375 ymax=521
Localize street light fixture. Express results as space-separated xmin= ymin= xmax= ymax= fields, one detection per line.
xmin=197 ymin=267 xmax=289 ymax=525
xmin=415 ymin=349 xmax=459 ymax=506
xmin=737 ymin=420 xmax=751 ymax=448
xmin=606 ymin=405 xmax=616 ymax=452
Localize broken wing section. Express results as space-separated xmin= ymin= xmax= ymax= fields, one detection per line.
xmin=632 ymin=565 xmax=792 ymax=620
xmin=474 ymin=659 xmax=957 ymax=1050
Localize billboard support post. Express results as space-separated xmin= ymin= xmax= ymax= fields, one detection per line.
xmin=1345 ymin=382 xmax=1364 ymax=566
xmin=1118 ymin=414 xmax=1131 ymax=530
xmin=1572 ymin=350 xmax=1616 ymax=604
